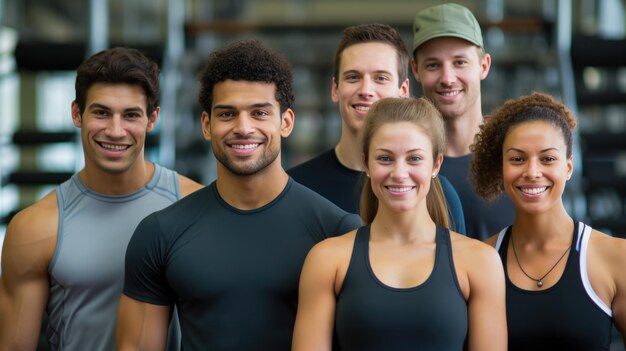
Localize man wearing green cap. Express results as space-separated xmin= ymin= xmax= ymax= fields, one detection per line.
xmin=411 ymin=3 xmax=515 ymax=240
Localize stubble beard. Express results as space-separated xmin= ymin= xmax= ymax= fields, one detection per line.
xmin=212 ymin=142 xmax=280 ymax=176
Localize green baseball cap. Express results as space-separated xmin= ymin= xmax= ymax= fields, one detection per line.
xmin=412 ymin=3 xmax=483 ymax=54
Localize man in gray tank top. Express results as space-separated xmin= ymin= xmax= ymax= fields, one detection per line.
xmin=0 ymin=47 xmax=202 ymax=350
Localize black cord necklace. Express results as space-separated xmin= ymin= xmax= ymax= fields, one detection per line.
xmin=510 ymin=233 xmax=571 ymax=288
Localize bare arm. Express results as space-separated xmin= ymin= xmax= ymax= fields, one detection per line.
xmin=292 ymin=239 xmax=345 ymax=351
xmin=599 ymin=235 xmax=626 ymax=347
xmin=463 ymin=241 xmax=507 ymax=351
xmin=177 ymin=175 xmax=203 ymax=198
xmin=116 ymin=295 xmax=172 ymax=351
xmin=0 ymin=193 xmax=58 ymax=351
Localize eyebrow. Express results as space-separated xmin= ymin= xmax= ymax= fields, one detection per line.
xmin=343 ymin=69 xmax=392 ymax=75
xmin=88 ymin=103 xmax=144 ymax=113
xmin=506 ymin=147 xmax=560 ymax=153
xmin=375 ymin=148 xmax=425 ymax=153
xmin=212 ymin=102 xmax=274 ymax=111
xmin=422 ymin=53 xmax=470 ymax=62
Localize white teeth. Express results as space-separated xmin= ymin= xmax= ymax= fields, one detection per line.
xmin=100 ymin=143 xmax=127 ymax=151
xmin=388 ymin=186 xmax=413 ymax=193
xmin=521 ymin=187 xmax=546 ymax=195
xmin=231 ymin=144 xmax=259 ymax=149
xmin=354 ymin=106 xmax=370 ymax=111
xmin=441 ymin=91 xmax=461 ymax=97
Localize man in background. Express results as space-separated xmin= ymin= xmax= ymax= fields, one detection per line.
xmin=411 ymin=3 xmax=515 ymax=239
xmin=289 ymin=23 xmax=466 ymax=233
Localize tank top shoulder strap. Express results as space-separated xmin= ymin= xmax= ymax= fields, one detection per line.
xmin=577 ymin=222 xmax=612 ymax=316
xmin=435 ymin=226 xmax=465 ymax=298
xmin=355 ymin=225 xmax=370 ymax=243
xmin=495 ymin=226 xmax=511 ymax=252
xmin=146 ymin=164 xmax=180 ymax=201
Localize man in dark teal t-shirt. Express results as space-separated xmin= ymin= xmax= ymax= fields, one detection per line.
xmin=117 ymin=39 xmax=361 ymax=351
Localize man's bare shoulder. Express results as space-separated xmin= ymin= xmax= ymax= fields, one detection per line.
xmin=4 ymin=190 xmax=59 ymax=257
xmin=177 ymin=175 xmax=204 ymax=198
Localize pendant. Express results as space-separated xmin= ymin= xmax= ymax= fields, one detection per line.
xmin=537 ymin=280 xmax=543 ymax=287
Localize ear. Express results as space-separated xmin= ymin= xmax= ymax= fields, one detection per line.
xmin=566 ymin=155 xmax=574 ymax=180
xmin=280 ymin=108 xmax=295 ymax=138
xmin=331 ymin=77 xmax=339 ymax=103
xmin=146 ymin=106 xmax=159 ymax=133
xmin=399 ymin=78 xmax=410 ymax=97
xmin=479 ymin=52 xmax=492 ymax=80
xmin=201 ymin=111 xmax=211 ymax=142
xmin=432 ymin=153 xmax=444 ymax=176
xmin=71 ymin=101 xmax=82 ymax=128
xmin=361 ymin=152 xmax=369 ymax=175
xmin=410 ymin=58 xmax=420 ymax=82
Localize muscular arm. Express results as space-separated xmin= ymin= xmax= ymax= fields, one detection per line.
xmin=116 ymin=295 xmax=171 ymax=351
xmin=462 ymin=240 xmax=507 ymax=351
xmin=292 ymin=239 xmax=344 ymax=351
xmin=0 ymin=193 xmax=58 ymax=350
xmin=596 ymin=234 xmax=626 ymax=347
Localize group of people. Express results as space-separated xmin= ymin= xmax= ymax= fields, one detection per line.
xmin=0 ymin=2 xmax=625 ymax=351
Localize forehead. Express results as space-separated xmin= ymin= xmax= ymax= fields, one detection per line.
xmin=416 ymin=36 xmax=480 ymax=61
xmin=212 ymin=80 xmax=279 ymax=108
xmin=504 ymin=120 xmax=565 ymax=146
xmin=372 ymin=121 xmax=431 ymax=148
xmin=340 ymin=42 xmax=399 ymax=73
xmin=85 ymin=82 xmax=148 ymax=109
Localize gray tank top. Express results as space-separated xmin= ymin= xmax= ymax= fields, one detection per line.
xmin=48 ymin=164 xmax=180 ymax=350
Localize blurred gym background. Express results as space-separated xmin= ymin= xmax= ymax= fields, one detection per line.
xmin=0 ymin=0 xmax=625 ymax=296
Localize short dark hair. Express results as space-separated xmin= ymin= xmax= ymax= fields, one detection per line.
xmin=471 ymin=92 xmax=577 ymax=201
xmin=74 ymin=47 xmax=160 ymax=114
xmin=198 ymin=39 xmax=294 ymax=114
xmin=334 ymin=23 xmax=409 ymax=87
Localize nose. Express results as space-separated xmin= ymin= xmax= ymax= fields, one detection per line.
xmin=358 ymin=78 xmax=374 ymax=98
xmin=105 ymin=115 xmax=126 ymax=138
xmin=233 ymin=115 xmax=254 ymax=136
xmin=440 ymin=64 xmax=456 ymax=86
xmin=524 ymin=159 xmax=542 ymax=179
xmin=391 ymin=161 xmax=409 ymax=180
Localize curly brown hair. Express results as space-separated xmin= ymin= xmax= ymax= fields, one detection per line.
xmin=198 ymin=39 xmax=294 ymax=115
xmin=470 ymin=92 xmax=577 ymax=201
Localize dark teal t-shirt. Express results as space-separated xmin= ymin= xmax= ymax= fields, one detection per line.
xmin=123 ymin=179 xmax=361 ymax=350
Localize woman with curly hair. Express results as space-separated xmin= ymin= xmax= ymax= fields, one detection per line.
xmin=293 ymin=97 xmax=506 ymax=351
xmin=471 ymin=91 xmax=626 ymax=350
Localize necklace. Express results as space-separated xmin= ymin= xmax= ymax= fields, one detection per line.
xmin=510 ymin=233 xmax=571 ymax=288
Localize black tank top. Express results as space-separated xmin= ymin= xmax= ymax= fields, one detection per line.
xmin=335 ymin=225 xmax=468 ymax=351
xmin=497 ymin=222 xmax=613 ymax=351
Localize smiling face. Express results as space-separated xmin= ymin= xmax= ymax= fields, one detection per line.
xmin=72 ymin=82 xmax=157 ymax=176
xmin=366 ymin=121 xmax=441 ymax=214
xmin=502 ymin=120 xmax=573 ymax=215
xmin=202 ymin=80 xmax=294 ymax=177
xmin=332 ymin=42 xmax=409 ymax=135
xmin=412 ymin=37 xmax=490 ymax=121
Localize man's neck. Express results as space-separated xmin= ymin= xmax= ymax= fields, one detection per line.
xmin=335 ymin=129 xmax=363 ymax=171
xmin=444 ymin=111 xmax=483 ymax=157
xmin=79 ymin=160 xmax=154 ymax=195
xmin=215 ymin=161 xmax=289 ymax=211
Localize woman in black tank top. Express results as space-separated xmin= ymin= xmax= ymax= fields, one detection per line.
xmin=293 ymin=98 xmax=507 ymax=351
xmin=471 ymin=92 xmax=626 ymax=350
